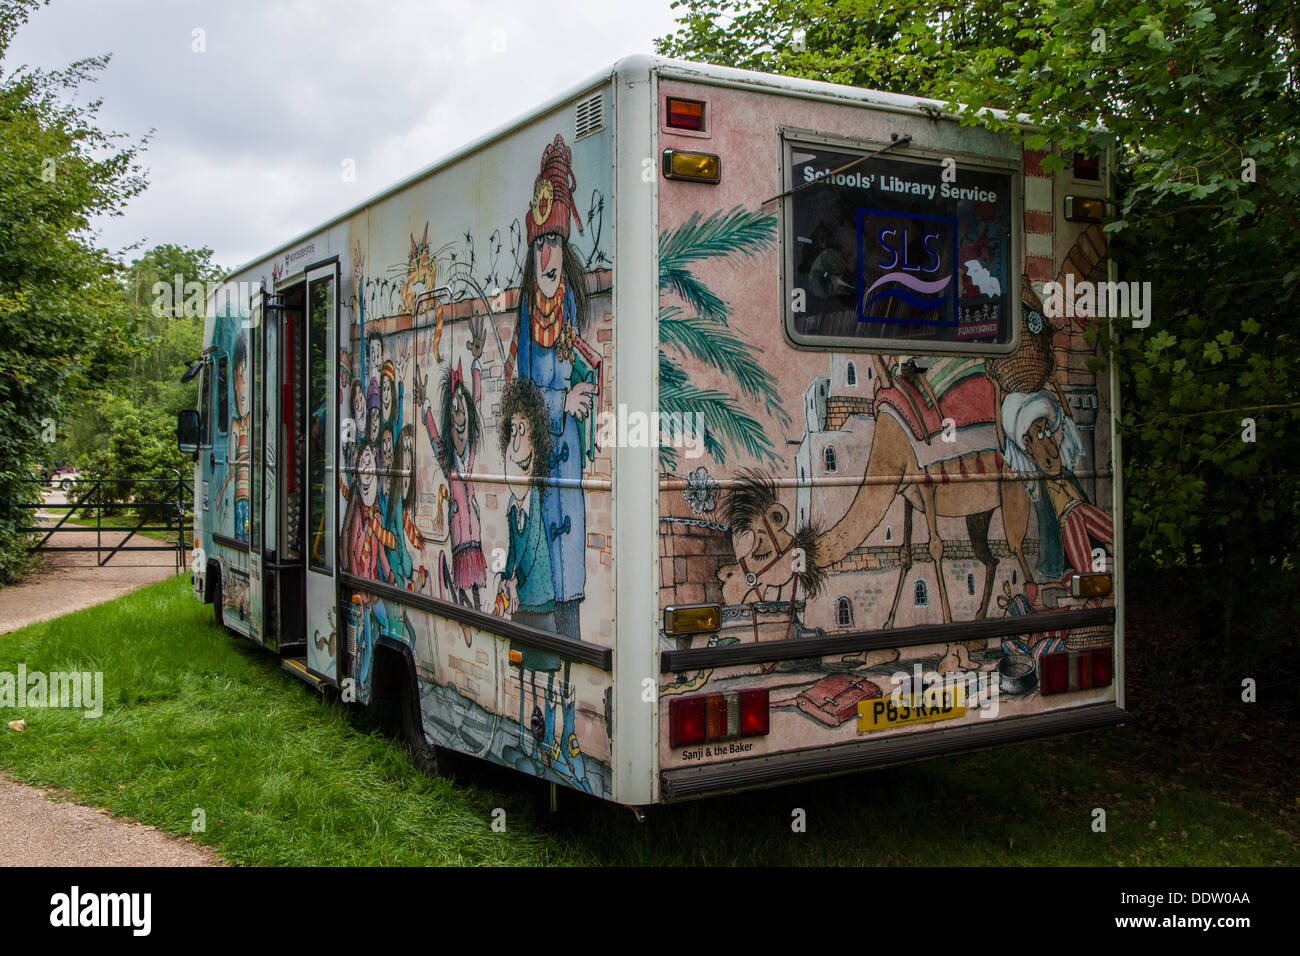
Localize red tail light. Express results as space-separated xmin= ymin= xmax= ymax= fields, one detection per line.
xmin=738 ymin=689 xmax=769 ymax=736
xmin=669 ymin=688 xmax=769 ymax=749
xmin=1041 ymin=646 xmax=1114 ymax=695
xmin=1073 ymin=151 xmax=1100 ymax=181
xmin=669 ymin=696 xmax=707 ymax=748
xmin=666 ymin=97 xmax=706 ymax=131
xmin=1091 ymin=647 xmax=1114 ymax=687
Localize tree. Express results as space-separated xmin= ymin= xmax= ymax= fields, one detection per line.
xmin=55 ymin=244 xmax=220 ymax=470
xmin=657 ymin=0 xmax=1047 ymax=97
xmin=0 ymin=0 xmax=148 ymax=582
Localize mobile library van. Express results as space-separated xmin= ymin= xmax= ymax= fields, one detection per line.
xmin=179 ymin=55 xmax=1125 ymax=805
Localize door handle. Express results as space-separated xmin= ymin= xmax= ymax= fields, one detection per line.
xmin=209 ymin=453 xmax=216 ymax=471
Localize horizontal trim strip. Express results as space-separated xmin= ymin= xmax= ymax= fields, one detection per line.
xmin=658 ymin=471 xmax=1113 ymax=492
xmin=263 ymin=560 xmax=303 ymax=572
xmin=660 ymin=606 xmax=1114 ymax=672
xmin=339 ymin=572 xmax=612 ymax=671
xmin=660 ymin=702 xmax=1129 ymax=800
xmin=344 ymin=468 xmax=612 ymax=493
xmin=212 ymin=532 xmax=248 ymax=552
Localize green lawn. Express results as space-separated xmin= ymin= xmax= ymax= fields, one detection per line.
xmin=0 ymin=575 xmax=1293 ymax=865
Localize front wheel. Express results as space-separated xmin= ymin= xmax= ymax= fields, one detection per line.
xmin=61 ymin=480 xmax=72 ymax=493
xmin=400 ymin=671 xmax=440 ymax=775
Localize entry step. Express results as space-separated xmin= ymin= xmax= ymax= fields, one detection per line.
xmin=282 ymin=656 xmax=328 ymax=693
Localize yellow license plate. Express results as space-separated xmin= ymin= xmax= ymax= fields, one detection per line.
xmin=857 ymin=686 xmax=967 ymax=732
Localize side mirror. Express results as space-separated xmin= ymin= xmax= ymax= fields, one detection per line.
xmin=177 ymin=409 xmax=201 ymax=454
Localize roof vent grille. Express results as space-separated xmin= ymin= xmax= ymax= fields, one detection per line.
xmin=575 ymin=91 xmax=605 ymax=139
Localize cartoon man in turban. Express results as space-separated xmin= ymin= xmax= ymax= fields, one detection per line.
xmin=1001 ymin=389 xmax=1113 ymax=589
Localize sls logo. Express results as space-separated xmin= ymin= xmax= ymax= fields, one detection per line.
xmin=49 ymin=886 xmax=151 ymax=936
xmin=857 ymin=209 xmax=957 ymax=326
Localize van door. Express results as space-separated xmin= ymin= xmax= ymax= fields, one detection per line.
xmin=304 ymin=264 xmax=338 ymax=680
xmin=246 ymin=292 xmax=266 ymax=645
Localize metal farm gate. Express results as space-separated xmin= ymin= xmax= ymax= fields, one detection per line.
xmin=21 ymin=472 xmax=193 ymax=572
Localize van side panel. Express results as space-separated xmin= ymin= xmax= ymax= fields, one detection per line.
xmin=337 ymin=87 xmax=618 ymax=798
xmin=655 ymin=78 xmax=1118 ymax=791
xmin=196 ymin=85 xmax=620 ymax=799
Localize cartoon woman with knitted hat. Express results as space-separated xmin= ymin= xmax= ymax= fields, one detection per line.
xmin=413 ymin=317 xmax=488 ymax=608
xmin=507 ymin=133 xmax=596 ymax=643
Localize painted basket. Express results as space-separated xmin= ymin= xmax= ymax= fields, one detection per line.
xmin=986 ymin=276 xmax=1055 ymax=393
xmin=1064 ymin=623 xmax=1113 ymax=650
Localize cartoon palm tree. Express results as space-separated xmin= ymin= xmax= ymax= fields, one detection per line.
xmin=658 ymin=206 xmax=790 ymax=472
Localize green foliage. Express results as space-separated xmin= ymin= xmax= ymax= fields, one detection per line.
xmin=77 ymin=401 xmax=192 ymax=526
xmin=659 ymin=0 xmax=1300 ymax=650
xmin=0 ymin=0 xmax=149 ymax=583
xmin=55 ymin=244 xmax=218 ymax=473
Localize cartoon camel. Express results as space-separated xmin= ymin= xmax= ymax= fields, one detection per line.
xmin=818 ymin=353 xmax=1036 ymax=633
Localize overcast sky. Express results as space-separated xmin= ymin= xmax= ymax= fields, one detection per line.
xmin=6 ymin=0 xmax=683 ymax=271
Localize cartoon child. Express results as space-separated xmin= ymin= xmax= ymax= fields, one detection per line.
xmin=508 ymin=134 xmax=597 ymax=642
xmin=365 ymin=378 xmax=382 ymax=455
xmin=342 ymin=443 xmax=394 ymax=688
xmin=340 ymin=379 xmax=366 ymax=498
xmin=378 ymin=427 xmax=395 ymax=519
xmin=384 ymin=423 xmax=425 ymax=590
xmin=414 ymin=316 xmax=487 ymax=608
xmin=499 ymin=378 xmax=589 ymax=791
xmin=215 ymin=333 xmax=251 ymax=543
xmin=1002 ymin=389 xmax=1113 ymax=587
xmin=367 ymin=332 xmax=383 ymax=398
xmin=379 ymin=357 xmax=404 ymax=453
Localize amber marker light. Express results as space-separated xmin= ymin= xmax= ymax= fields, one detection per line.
xmin=1065 ymin=195 xmax=1105 ymax=222
xmin=662 ymin=149 xmax=721 ymax=183
xmin=663 ymin=604 xmax=722 ymax=635
xmin=1070 ymin=572 xmax=1112 ymax=598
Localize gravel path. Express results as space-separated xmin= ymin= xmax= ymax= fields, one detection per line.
xmin=1 ymin=494 xmax=219 ymax=865
xmin=0 ymin=774 xmax=222 ymax=867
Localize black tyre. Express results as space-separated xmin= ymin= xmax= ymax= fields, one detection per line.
xmin=212 ymin=568 xmax=225 ymax=628
xmin=61 ymin=480 xmax=72 ymax=493
xmin=400 ymin=670 xmax=440 ymax=774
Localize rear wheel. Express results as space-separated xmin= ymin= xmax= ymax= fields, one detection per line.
xmin=400 ymin=670 xmax=440 ymax=775
xmin=61 ymin=479 xmax=72 ymax=493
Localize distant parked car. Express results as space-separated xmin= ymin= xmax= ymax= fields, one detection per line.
xmin=49 ymin=467 xmax=80 ymax=493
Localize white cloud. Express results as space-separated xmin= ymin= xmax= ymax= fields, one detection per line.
xmin=6 ymin=0 xmax=682 ymax=268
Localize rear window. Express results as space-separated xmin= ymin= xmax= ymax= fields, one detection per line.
xmin=784 ymin=138 xmax=1018 ymax=352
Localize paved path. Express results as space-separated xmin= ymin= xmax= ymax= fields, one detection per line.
xmin=1 ymin=494 xmax=218 ymax=865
